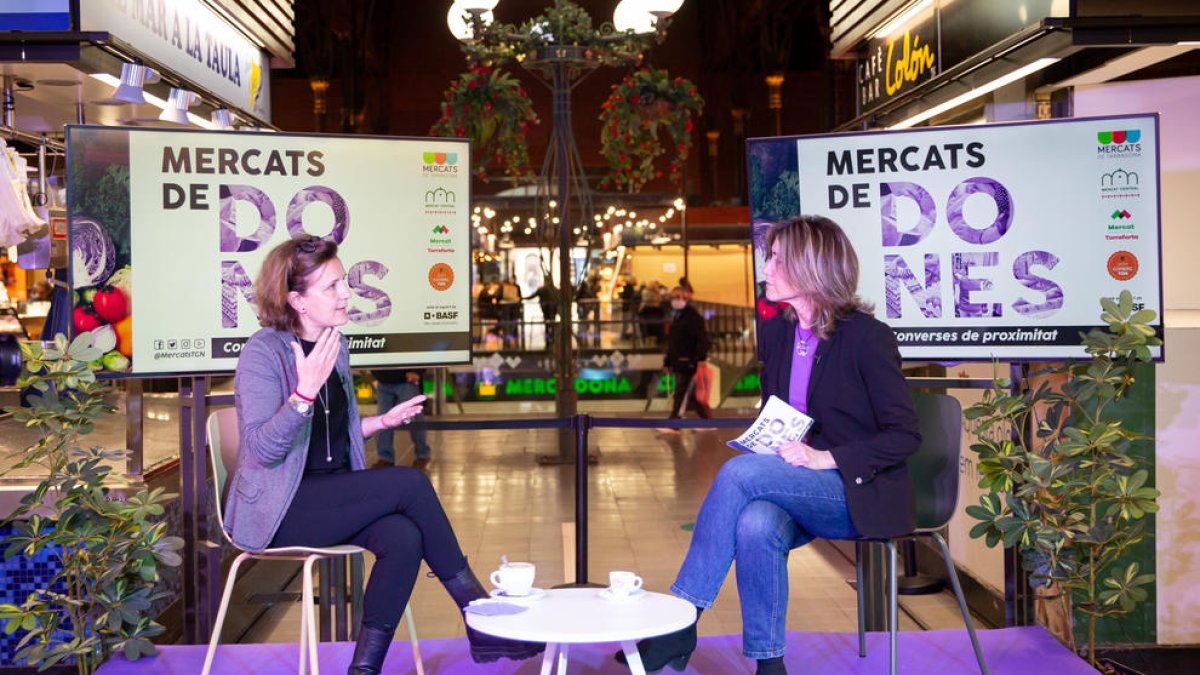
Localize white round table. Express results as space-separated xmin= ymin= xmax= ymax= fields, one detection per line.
xmin=466 ymin=587 xmax=697 ymax=675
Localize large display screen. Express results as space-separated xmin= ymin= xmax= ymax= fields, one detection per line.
xmin=747 ymin=114 xmax=1163 ymax=360
xmin=66 ymin=126 xmax=472 ymax=377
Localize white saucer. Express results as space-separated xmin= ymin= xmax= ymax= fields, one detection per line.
xmin=489 ymin=587 xmax=546 ymax=603
xmin=598 ymin=587 xmax=646 ymax=601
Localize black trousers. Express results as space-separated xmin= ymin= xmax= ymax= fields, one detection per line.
xmin=271 ymin=467 xmax=467 ymax=632
xmin=670 ymin=369 xmax=712 ymax=419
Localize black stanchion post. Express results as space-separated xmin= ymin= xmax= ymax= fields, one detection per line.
xmin=574 ymin=413 xmax=590 ymax=586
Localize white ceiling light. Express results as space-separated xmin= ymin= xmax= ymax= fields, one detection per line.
xmin=614 ymin=0 xmax=656 ymax=34
xmin=109 ymin=62 xmax=148 ymax=104
xmin=871 ymin=0 xmax=933 ymax=40
xmin=159 ymin=88 xmax=197 ymax=124
xmin=211 ymin=108 xmax=235 ymax=130
xmin=644 ymin=0 xmax=685 ymax=17
xmin=448 ymin=1 xmax=495 ymax=41
xmin=889 ymin=58 xmax=1060 ymax=129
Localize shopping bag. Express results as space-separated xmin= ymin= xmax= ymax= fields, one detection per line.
xmin=693 ymin=362 xmax=713 ymax=407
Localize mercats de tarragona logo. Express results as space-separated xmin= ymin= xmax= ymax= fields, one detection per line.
xmin=1097 ymin=129 xmax=1142 ymax=157
xmin=1098 ymin=130 xmax=1141 ymax=145
xmin=422 ymin=152 xmax=459 ymax=176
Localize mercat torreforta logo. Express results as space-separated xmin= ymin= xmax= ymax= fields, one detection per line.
xmin=422 ymin=151 xmax=459 ymax=176
xmin=432 ymin=225 xmax=450 ymax=234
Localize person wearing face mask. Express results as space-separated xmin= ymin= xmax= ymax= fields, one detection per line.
xmin=663 ymin=286 xmax=711 ymax=423
xmin=617 ymin=216 xmax=920 ymax=675
xmin=226 ymin=237 xmax=543 ymax=674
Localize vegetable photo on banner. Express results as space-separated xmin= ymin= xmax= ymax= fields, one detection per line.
xmin=599 ymin=69 xmax=704 ymax=193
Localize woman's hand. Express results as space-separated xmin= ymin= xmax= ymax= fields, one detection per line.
xmin=291 ymin=327 xmax=339 ymax=399
xmin=777 ymin=440 xmax=837 ymax=470
xmin=379 ymin=395 xmax=428 ymax=429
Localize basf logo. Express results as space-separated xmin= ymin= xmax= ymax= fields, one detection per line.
xmin=422 ymin=151 xmax=459 ymax=176
xmin=1097 ymin=129 xmax=1142 ymax=159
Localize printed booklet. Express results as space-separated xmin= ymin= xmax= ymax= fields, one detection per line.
xmin=727 ymin=395 xmax=815 ymax=454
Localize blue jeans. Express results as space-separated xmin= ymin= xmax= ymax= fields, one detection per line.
xmin=375 ymin=381 xmax=431 ymax=462
xmin=671 ymin=453 xmax=859 ymax=658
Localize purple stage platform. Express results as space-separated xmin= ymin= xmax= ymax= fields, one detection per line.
xmin=96 ymin=627 xmax=1094 ymax=674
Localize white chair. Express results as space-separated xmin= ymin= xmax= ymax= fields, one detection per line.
xmin=202 ymin=407 xmax=424 ymax=675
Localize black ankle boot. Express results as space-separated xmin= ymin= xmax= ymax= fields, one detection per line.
xmin=615 ymin=607 xmax=701 ymax=672
xmin=347 ymin=625 xmax=393 ymax=675
xmin=442 ymin=564 xmax=545 ymax=663
xmin=756 ymin=656 xmax=788 ymax=674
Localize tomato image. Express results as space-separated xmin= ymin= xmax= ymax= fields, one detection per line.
xmin=73 ymin=306 xmax=102 ymax=333
xmin=93 ymin=286 xmax=128 ymax=324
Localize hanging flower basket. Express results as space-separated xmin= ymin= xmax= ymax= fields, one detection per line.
xmin=599 ymin=69 xmax=704 ymax=193
xmin=431 ymin=65 xmax=539 ymax=183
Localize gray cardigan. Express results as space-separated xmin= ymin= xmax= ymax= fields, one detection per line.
xmin=225 ymin=327 xmax=366 ymax=552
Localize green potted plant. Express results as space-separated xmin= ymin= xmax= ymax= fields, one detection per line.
xmin=431 ymin=64 xmax=540 ymax=183
xmin=963 ymin=290 xmax=1161 ymax=669
xmin=598 ymin=68 xmax=703 ymax=192
xmin=0 ymin=333 xmax=183 ymax=675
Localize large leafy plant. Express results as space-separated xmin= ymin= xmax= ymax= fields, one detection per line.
xmin=431 ymin=64 xmax=539 ymax=183
xmin=599 ymin=68 xmax=704 ymax=192
xmin=964 ymin=291 xmax=1161 ymax=667
xmin=0 ymin=333 xmax=183 ymax=674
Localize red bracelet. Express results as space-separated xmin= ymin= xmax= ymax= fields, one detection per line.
xmin=293 ymin=388 xmax=315 ymax=403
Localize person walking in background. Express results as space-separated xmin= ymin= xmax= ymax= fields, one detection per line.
xmin=575 ymin=271 xmax=600 ymax=347
xmin=619 ymin=275 xmax=640 ymax=340
xmin=371 ymin=367 xmax=432 ymax=469
xmin=524 ymin=274 xmax=558 ymax=349
xmin=228 ymin=237 xmax=542 ymax=673
xmin=617 ymin=215 xmax=920 ymax=675
xmin=663 ymin=285 xmax=712 ymax=425
xmin=639 ymin=280 xmax=666 ymax=345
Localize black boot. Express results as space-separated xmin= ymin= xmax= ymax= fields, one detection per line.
xmin=615 ymin=608 xmax=701 ymax=672
xmin=442 ymin=564 xmax=545 ymax=663
xmin=756 ymin=656 xmax=788 ymax=674
xmin=347 ymin=625 xmax=393 ymax=675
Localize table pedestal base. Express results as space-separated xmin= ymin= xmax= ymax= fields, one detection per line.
xmin=538 ymin=641 xmax=646 ymax=674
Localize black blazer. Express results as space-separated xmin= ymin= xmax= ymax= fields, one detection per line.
xmin=664 ymin=305 xmax=710 ymax=372
xmin=758 ymin=311 xmax=921 ymax=538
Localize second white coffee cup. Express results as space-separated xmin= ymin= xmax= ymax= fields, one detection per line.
xmin=490 ymin=562 xmax=536 ymax=596
xmin=608 ymin=570 xmax=644 ymax=597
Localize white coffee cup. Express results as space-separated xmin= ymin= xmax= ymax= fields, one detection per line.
xmin=490 ymin=562 xmax=536 ymax=596
xmin=608 ymin=570 xmax=644 ymax=597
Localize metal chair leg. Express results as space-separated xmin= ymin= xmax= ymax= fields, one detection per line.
xmin=403 ymin=603 xmax=424 ymax=675
xmin=302 ymin=556 xmax=321 ymax=674
xmin=202 ymin=552 xmax=250 ymax=675
xmin=856 ymin=541 xmax=866 ymax=657
xmin=931 ymin=532 xmax=989 ymax=675
xmin=886 ymin=540 xmax=898 ymax=675
xmin=299 ymin=569 xmax=310 ymax=675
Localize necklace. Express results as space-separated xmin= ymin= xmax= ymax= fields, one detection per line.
xmin=315 ymin=383 xmax=332 ymax=462
xmin=796 ymin=326 xmax=814 ymax=357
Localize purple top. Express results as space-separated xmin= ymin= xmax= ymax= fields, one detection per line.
xmin=788 ymin=322 xmax=818 ymax=413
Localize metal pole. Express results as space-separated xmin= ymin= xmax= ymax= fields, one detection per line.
xmin=553 ymin=60 xmax=577 ymax=460
xmin=574 ymin=413 xmax=590 ymax=585
xmin=681 ymin=200 xmax=689 ymax=282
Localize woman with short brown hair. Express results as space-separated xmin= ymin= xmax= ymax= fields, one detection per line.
xmin=225 ymin=236 xmax=542 ymax=673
